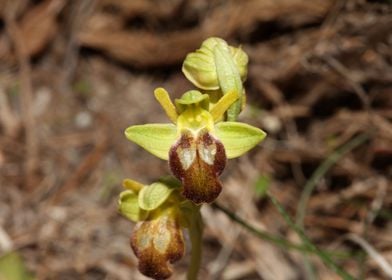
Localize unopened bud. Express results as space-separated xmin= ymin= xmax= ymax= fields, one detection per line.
xmin=182 ymin=37 xmax=248 ymax=90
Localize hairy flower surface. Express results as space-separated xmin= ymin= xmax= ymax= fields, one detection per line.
xmin=169 ymin=128 xmax=226 ymax=203
xmin=118 ymin=179 xmax=186 ymax=280
xmin=131 ymin=207 xmax=184 ymax=280
xmin=125 ymin=89 xmax=266 ymax=203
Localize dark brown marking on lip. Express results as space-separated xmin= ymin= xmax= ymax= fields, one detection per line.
xmin=169 ymin=129 xmax=226 ymax=204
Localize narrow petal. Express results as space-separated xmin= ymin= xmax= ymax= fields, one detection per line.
xmin=209 ymin=91 xmax=239 ymax=122
xmin=122 ymin=178 xmax=144 ymax=193
xmin=131 ymin=210 xmax=184 ymax=279
xmin=154 ymin=88 xmax=178 ymax=123
xmin=169 ymin=130 xmax=226 ymax=203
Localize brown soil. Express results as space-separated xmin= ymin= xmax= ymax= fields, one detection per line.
xmin=0 ymin=0 xmax=391 ymax=279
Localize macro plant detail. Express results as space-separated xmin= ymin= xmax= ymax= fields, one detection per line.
xmin=182 ymin=37 xmax=248 ymax=121
xmin=118 ymin=178 xmax=189 ymax=279
xmin=126 ymin=89 xmax=265 ymax=203
xmin=119 ymin=37 xmax=266 ymax=279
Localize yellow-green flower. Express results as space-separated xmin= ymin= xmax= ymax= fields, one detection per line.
xmin=124 ymin=88 xmax=266 ymax=204
xmin=118 ymin=178 xmax=186 ymax=280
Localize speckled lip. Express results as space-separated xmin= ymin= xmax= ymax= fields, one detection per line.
xmin=169 ymin=129 xmax=226 ymax=204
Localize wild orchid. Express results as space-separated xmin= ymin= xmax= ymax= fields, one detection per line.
xmin=119 ymin=37 xmax=266 ymax=280
xmin=119 ymin=177 xmax=202 ymax=279
xmin=125 ymin=88 xmax=265 ymax=203
xmin=119 ymin=178 xmax=187 ymax=279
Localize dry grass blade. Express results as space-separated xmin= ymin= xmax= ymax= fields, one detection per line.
xmin=347 ymin=234 xmax=392 ymax=278
xmin=5 ymin=17 xmax=37 ymax=189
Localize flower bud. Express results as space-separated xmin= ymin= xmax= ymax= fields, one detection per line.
xmin=182 ymin=37 xmax=248 ymax=90
xmin=230 ymin=45 xmax=248 ymax=83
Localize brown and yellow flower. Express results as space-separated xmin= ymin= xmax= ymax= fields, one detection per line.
xmin=124 ymin=89 xmax=266 ymax=203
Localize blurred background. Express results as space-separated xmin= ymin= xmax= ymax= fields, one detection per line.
xmin=0 ymin=0 xmax=391 ymax=279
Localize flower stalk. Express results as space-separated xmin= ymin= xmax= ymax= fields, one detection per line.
xmin=185 ymin=204 xmax=203 ymax=280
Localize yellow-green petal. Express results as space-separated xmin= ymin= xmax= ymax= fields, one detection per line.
xmin=181 ymin=38 xmax=221 ymax=90
xmin=118 ymin=190 xmax=148 ymax=222
xmin=123 ymin=178 xmax=144 ymax=193
xmin=154 ymin=88 xmax=178 ymax=123
xmin=125 ymin=124 xmax=177 ymax=160
xmin=230 ymin=46 xmax=248 ymax=82
xmin=209 ymin=91 xmax=239 ymax=122
xmin=214 ymin=44 xmax=243 ymax=121
xmin=214 ymin=122 xmax=266 ymax=159
xmin=138 ymin=182 xmax=176 ymax=211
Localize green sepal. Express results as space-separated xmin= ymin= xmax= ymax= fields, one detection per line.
xmin=214 ymin=45 xmax=243 ymax=121
xmin=124 ymin=124 xmax=177 ymax=160
xmin=182 ymin=37 xmax=248 ymax=92
xmin=214 ymin=122 xmax=266 ymax=159
xmin=138 ymin=182 xmax=177 ymax=211
xmin=230 ymin=46 xmax=248 ymax=82
xmin=175 ymin=90 xmax=210 ymax=113
xmin=123 ymin=178 xmax=144 ymax=193
xmin=182 ymin=40 xmax=219 ymax=90
xmin=118 ymin=190 xmax=148 ymax=222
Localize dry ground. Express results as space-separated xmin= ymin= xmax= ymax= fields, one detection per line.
xmin=0 ymin=0 xmax=391 ymax=279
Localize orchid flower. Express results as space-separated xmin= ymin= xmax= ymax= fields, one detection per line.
xmin=124 ymin=88 xmax=266 ymax=204
xmin=118 ymin=178 xmax=186 ymax=279
xmin=120 ymin=37 xmax=268 ymax=280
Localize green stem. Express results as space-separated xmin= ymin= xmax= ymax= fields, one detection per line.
xmin=296 ymin=133 xmax=370 ymax=228
xmin=213 ymin=202 xmax=354 ymax=259
xmin=187 ymin=207 xmax=203 ymax=280
xmin=268 ymin=194 xmax=355 ymax=280
xmin=213 ymin=203 xmax=310 ymax=252
xmin=295 ymin=133 xmax=369 ymax=279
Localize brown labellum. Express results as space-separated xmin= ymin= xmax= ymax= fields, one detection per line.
xmin=169 ymin=129 xmax=226 ymax=204
xmin=131 ymin=211 xmax=185 ymax=280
